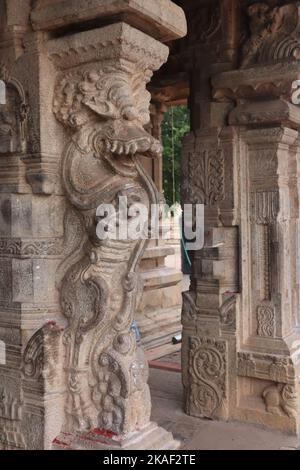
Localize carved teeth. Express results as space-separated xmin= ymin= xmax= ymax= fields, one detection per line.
xmin=106 ymin=136 xmax=162 ymax=157
xmin=116 ymin=144 xmax=123 ymax=155
xmin=111 ymin=142 xmax=118 ymax=153
xmin=130 ymin=142 xmax=138 ymax=155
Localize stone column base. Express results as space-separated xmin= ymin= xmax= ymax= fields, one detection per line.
xmin=52 ymin=423 xmax=180 ymax=451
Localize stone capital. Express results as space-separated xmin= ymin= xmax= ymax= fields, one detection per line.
xmin=31 ymin=0 xmax=187 ymax=42
xmin=48 ymin=22 xmax=169 ymax=72
xmin=213 ymin=62 xmax=300 ymax=103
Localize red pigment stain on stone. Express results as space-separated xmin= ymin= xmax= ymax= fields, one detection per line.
xmin=52 ymin=438 xmax=70 ymax=447
xmin=90 ymin=428 xmax=118 ymax=439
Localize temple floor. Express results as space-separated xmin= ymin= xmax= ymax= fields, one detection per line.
xmin=149 ymin=362 xmax=300 ymax=450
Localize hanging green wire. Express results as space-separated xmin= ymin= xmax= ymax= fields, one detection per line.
xmin=171 ymin=107 xmax=176 ymax=206
xmin=162 ymin=105 xmax=190 ymax=207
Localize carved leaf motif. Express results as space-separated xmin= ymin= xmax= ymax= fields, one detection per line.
xmin=250 ymin=191 xmax=279 ymax=224
xmin=188 ymin=149 xmax=225 ymax=205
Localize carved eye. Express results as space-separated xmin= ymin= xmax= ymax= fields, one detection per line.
xmin=87 ymin=71 xmax=99 ymax=83
xmin=123 ymin=106 xmax=138 ymax=121
xmin=0 ymin=81 xmax=6 ymax=105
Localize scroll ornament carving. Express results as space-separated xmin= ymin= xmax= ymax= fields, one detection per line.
xmin=182 ymin=291 xmax=197 ymax=327
xmin=56 ymin=207 xmax=87 ymax=287
xmin=257 ymin=306 xmax=275 ymax=338
xmin=262 ymin=383 xmax=298 ymax=418
xmin=187 ymin=337 xmax=227 ymax=418
xmin=220 ymin=295 xmax=236 ymax=330
xmin=242 ymin=2 xmax=300 ymax=68
xmin=53 ymin=65 xmax=162 ymax=435
xmin=23 ymin=322 xmax=63 ymax=382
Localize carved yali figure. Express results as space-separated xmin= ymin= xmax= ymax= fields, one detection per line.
xmin=262 ymin=383 xmax=298 ymax=418
xmin=54 ymin=66 xmax=161 ymax=435
xmin=241 ymin=2 xmax=300 ymax=67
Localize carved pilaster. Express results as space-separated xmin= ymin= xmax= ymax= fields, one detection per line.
xmin=186 ymin=336 xmax=228 ymax=420
xmin=212 ymin=43 xmax=300 ymax=432
xmin=181 ymin=126 xmax=239 ymax=421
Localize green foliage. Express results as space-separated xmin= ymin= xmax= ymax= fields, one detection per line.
xmin=162 ymin=105 xmax=190 ymax=206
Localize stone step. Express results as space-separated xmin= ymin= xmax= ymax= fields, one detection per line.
xmin=141 ymin=268 xmax=182 ymax=289
xmin=140 ymin=319 xmax=181 ymax=342
xmin=142 ymin=326 xmax=182 ymax=352
xmin=139 ymin=311 xmax=181 ymax=334
xmin=143 ymin=245 xmax=175 ymax=260
xmin=147 ymin=343 xmax=181 ymax=362
xmin=138 ymin=306 xmax=181 ymax=328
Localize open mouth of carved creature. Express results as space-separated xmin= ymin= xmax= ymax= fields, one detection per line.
xmin=104 ymin=121 xmax=162 ymax=158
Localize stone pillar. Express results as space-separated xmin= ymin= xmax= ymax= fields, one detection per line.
xmin=182 ymin=0 xmax=300 ymax=434
xmin=181 ymin=127 xmax=239 ymax=422
xmin=0 ymin=0 xmax=186 ymax=450
xmin=213 ymin=67 xmax=300 ymax=433
xmin=181 ymin=0 xmax=239 ymax=424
